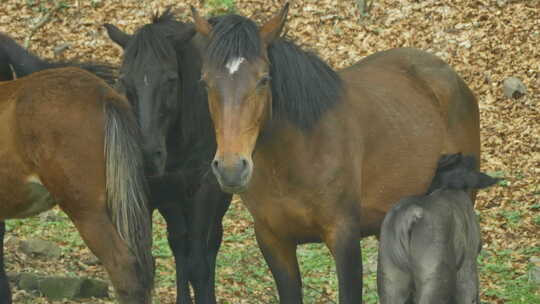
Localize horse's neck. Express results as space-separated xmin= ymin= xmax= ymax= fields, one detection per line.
xmin=0 ymin=38 xmax=48 ymax=77
xmin=171 ymin=41 xmax=215 ymax=153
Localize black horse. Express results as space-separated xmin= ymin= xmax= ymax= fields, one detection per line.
xmin=0 ymin=32 xmax=118 ymax=304
xmin=0 ymin=33 xmax=115 ymax=84
xmin=105 ymin=10 xmax=231 ymax=304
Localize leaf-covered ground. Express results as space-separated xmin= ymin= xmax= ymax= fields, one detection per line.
xmin=0 ymin=0 xmax=538 ymax=303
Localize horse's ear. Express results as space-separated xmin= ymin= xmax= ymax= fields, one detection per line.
xmin=172 ymin=26 xmax=197 ymax=50
xmin=260 ymin=2 xmax=289 ymax=45
xmin=190 ymin=6 xmax=212 ymax=37
xmin=104 ymin=24 xmax=131 ymax=49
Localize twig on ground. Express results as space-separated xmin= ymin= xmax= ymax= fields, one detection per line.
xmin=24 ymin=2 xmax=63 ymax=49
xmin=304 ymin=284 xmax=337 ymax=304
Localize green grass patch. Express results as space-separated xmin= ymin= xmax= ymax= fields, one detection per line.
xmin=205 ymin=0 xmax=237 ymax=16
xmin=478 ymin=248 xmax=540 ymax=303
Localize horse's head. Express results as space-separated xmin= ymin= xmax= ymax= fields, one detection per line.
xmin=105 ymin=11 xmax=195 ymax=177
xmin=191 ymin=4 xmax=289 ymax=193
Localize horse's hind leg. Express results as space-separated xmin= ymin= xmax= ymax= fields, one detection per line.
xmin=255 ymin=223 xmax=302 ymax=304
xmin=410 ymin=239 xmax=456 ymax=304
xmin=324 ymin=228 xmax=362 ymax=304
xmin=377 ymin=250 xmax=413 ymax=304
xmin=158 ymin=204 xmax=192 ymax=304
xmin=0 ymin=222 xmax=11 ymax=304
xmin=61 ymin=201 xmax=151 ymax=304
xmin=455 ymin=255 xmax=480 ymax=304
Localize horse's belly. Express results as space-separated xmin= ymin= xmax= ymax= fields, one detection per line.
xmin=0 ymin=165 xmax=58 ymax=220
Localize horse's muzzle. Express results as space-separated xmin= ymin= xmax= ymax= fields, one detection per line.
xmin=211 ymin=154 xmax=252 ymax=193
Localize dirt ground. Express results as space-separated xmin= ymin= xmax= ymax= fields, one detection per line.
xmin=0 ymin=0 xmax=538 ymax=303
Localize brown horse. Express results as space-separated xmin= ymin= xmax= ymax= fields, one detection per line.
xmin=0 ymin=67 xmax=153 ymax=303
xmin=191 ymin=3 xmax=480 ymax=303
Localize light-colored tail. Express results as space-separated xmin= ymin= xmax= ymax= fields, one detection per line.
xmin=104 ymin=101 xmax=154 ymax=289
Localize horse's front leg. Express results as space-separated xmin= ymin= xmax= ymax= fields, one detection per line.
xmin=158 ymin=204 xmax=191 ymax=304
xmin=187 ymin=176 xmax=230 ymax=304
xmin=255 ymin=223 xmax=302 ymax=304
xmin=0 ymin=222 xmax=11 ymax=304
xmin=149 ymin=175 xmax=192 ymax=304
xmin=324 ymin=227 xmax=363 ymax=304
xmin=205 ymin=192 xmax=231 ymax=300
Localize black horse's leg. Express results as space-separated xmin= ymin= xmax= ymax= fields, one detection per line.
xmin=205 ymin=194 xmax=231 ymax=300
xmin=324 ymin=230 xmax=362 ymax=304
xmin=255 ymin=223 xmax=302 ymax=304
xmin=187 ymin=175 xmax=230 ymax=304
xmin=0 ymin=222 xmax=11 ymax=304
xmin=159 ymin=205 xmax=191 ymax=304
xmin=148 ymin=175 xmax=192 ymax=304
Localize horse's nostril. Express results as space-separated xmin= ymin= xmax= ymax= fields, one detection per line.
xmin=240 ymin=158 xmax=248 ymax=169
xmin=212 ymin=159 xmax=219 ymax=170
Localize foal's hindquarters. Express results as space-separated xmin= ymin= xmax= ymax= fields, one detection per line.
xmin=0 ymin=68 xmax=154 ymax=303
xmin=377 ymin=191 xmax=481 ymax=304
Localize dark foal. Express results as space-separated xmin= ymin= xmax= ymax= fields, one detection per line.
xmin=105 ymin=10 xmax=231 ymax=304
xmin=377 ymin=154 xmax=498 ymax=304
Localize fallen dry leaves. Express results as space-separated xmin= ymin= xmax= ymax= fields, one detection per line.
xmin=0 ymin=0 xmax=538 ymax=303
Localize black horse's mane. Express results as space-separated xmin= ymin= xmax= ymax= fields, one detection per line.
xmin=123 ymin=8 xmax=186 ymax=67
xmin=205 ymin=14 xmax=343 ymax=131
xmin=0 ymin=33 xmax=115 ymax=85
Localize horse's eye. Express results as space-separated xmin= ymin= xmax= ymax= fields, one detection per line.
xmin=258 ymin=75 xmax=271 ymax=87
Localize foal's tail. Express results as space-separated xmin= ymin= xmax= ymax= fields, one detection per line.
xmin=103 ymin=101 xmax=154 ymax=288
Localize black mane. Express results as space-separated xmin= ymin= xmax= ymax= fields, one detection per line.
xmin=206 ymin=14 xmax=261 ymax=68
xmin=206 ymin=14 xmax=343 ymax=131
xmin=0 ymin=33 xmax=115 ymax=84
xmin=123 ymin=9 xmax=184 ymax=68
xmin=427 ymin=153 xmax=499 ymax=194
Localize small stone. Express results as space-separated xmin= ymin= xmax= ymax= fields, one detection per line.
xmin=17 ymin=273 xmax=40 ymax=291
xmin=459 ymin=40 xmax=471 ymax=49
xmin=529 ymin=256 xmax=540 ymax=285
xmin=79 ymin=277 xmax=109 ymax=298
xmin=502 ymin=77 xmax=526 ymax=99
xmin=39 ymin=210 xmax=63 ymax=222
xmin=82 ymin=254 xmax=101 ymax=266
xmin=496 ymin=0 xmax=507 ymax=7
xmin=19 ymin=239 xmax=61 ymax=259
xmin=39 ymin=277 xmax=82 ymax=300
xmin=7 ymin=272 xmax=20 ymax=284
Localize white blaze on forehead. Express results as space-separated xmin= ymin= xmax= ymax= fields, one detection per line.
xmin=225 ymin=57 xmax=246 ymax=75
xmin=26 ymin=174 xmax=43 ymax=185
xmin=144 ymin=74 xmax=149 ymax=86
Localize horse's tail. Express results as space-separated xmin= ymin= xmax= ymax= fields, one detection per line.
xmin=380 ymin=200 xmax=424 ymax=269
xmin=103 ymin=100 xmax=154 ymax=289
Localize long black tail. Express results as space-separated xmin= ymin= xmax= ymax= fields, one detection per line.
xmin=427 ymin=153 xmax=498 ymax=194
xmin=0 ymin=32 xmax=115 ymax=84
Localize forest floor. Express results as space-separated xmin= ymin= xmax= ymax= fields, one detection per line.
xmin=0 ymin=0 xmax=538 ymax=303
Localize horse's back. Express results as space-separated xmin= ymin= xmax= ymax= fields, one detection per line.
xmin=336 ymin=48 xmax=480 ymax=232
xmin=344 ymin=47 xmax=479 ymax=157
xmin=0 ymin=67 xmax=121 ymax=219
